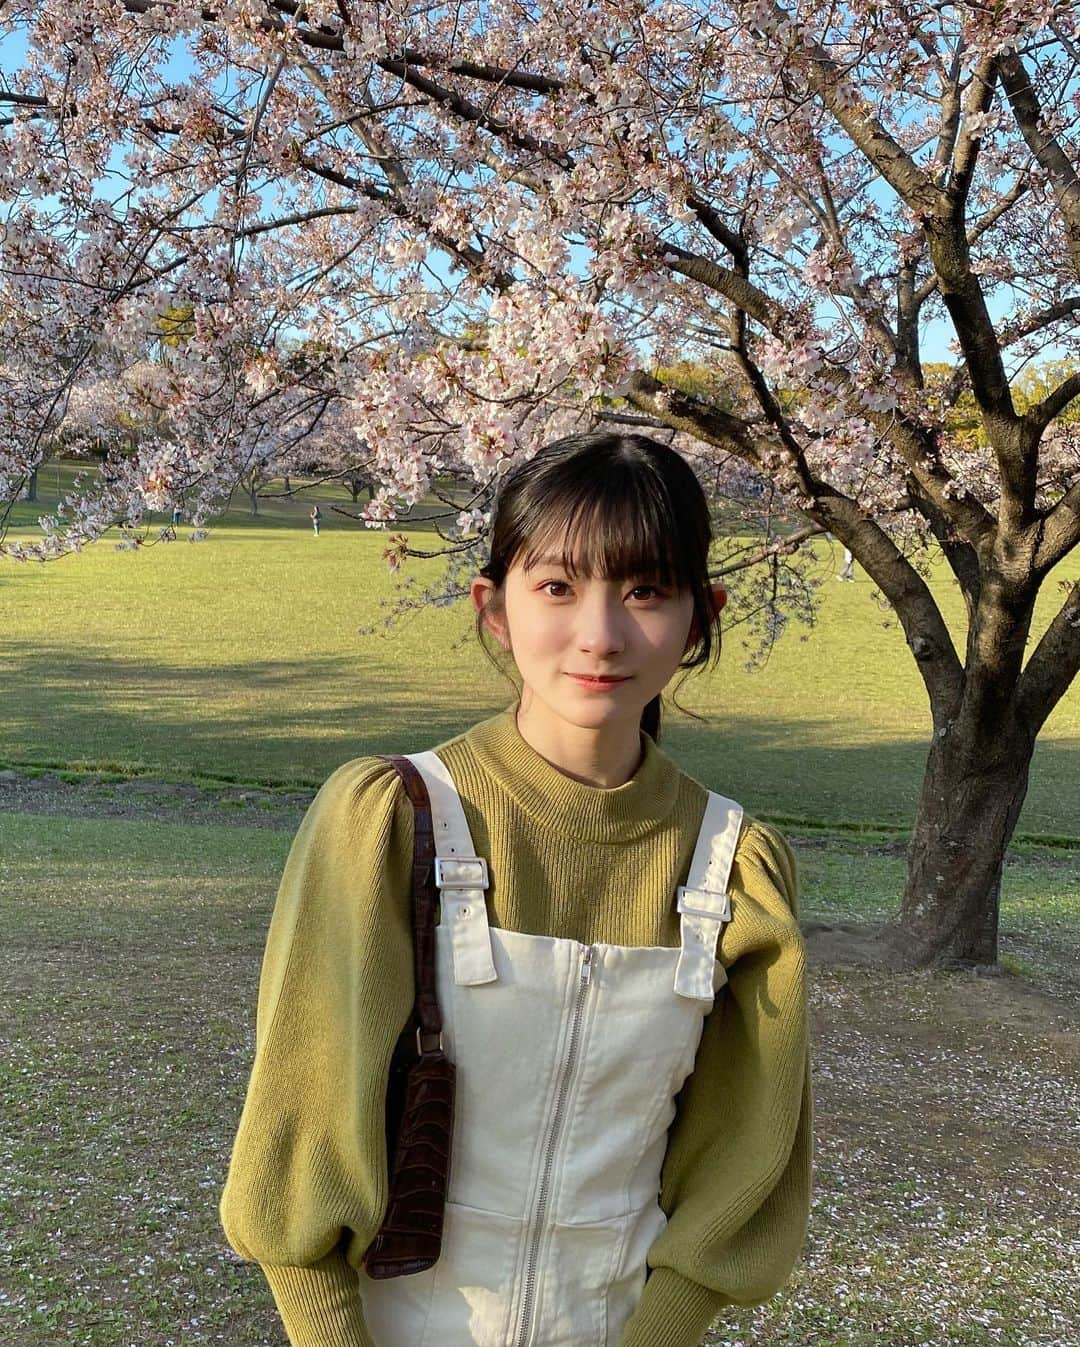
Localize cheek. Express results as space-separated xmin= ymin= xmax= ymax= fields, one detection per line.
xmin=520 ymin=608 xmax=567 ymax=654
xmin=503 ymin=593 xmax=560 ymax=655
xmin=647 ymin=609 xmax=695 ymax=661
xmin=646 ymin=600 xmax=693 ymax=639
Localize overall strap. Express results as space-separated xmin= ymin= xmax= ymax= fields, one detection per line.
xmin=673 ymin=791 xmax=744 ymax=1001
xmin=406 ymin=751 xmax=498 ymax=986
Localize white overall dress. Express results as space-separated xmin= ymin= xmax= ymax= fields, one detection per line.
xmin=358 ymin=750 xmax=745 ymax=1347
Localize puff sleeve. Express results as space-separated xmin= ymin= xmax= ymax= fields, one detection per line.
xmin=219 ymin=756 xmax=415 ymax=1347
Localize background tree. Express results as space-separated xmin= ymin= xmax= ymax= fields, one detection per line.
xmin=0 ymin=1 xmax=1078 ymax=967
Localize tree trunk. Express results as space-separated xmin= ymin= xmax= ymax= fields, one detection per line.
xmin=886 ymin=704 xmax=1035 ymax=968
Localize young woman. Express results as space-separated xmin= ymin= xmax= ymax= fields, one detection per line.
xmin=220 ymin=431 xmax=812 ymax=1347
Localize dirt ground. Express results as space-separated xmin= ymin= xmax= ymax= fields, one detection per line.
xmin=4 ymin=766 xmax=1078 ymax=1345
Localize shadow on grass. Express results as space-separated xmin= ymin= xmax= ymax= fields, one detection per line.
xmin=3 ymin=640 xmax=1079 ymax=838
xmin=2 ymin=640 xmax=488 ymax=782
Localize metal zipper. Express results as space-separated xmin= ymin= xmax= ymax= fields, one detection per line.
xmin=513 ymin=944 xmax=594 ymax=1347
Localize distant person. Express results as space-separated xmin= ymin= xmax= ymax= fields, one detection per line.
xmin=837 ymin=547 xmax=855 ymax=581
xmin=310 ymin=504 xmax=321 ymax=537
xmin=172 ymin=505 xmax=182 ymax=528
xmin=220 ymin=431 xmax=811 ymax=1347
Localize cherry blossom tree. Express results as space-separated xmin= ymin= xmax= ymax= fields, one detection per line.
xmin=1 ymin=0 xmax=1078 ymax=967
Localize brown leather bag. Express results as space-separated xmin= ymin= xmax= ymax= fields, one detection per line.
xmin=362 ymin=755 xmax=456 ymax=1280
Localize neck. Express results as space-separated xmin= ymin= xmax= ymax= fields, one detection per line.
xmin=514 ymin=695 xmax=644 ymax=789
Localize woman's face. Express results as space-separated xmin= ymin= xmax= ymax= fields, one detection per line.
xmin=471 ymin=542 xmax=699 ymax=734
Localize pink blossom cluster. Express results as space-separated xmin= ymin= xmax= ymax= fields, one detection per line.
xmin=0 ymin=0 xmax=1074 ymax=669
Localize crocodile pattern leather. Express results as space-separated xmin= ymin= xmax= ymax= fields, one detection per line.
xmin=362 ymin=1049 xmax=457 ymax=1278
xmin=362 ymin=754 xmax=456 ymax=1280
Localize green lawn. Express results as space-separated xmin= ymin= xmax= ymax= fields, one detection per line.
xmin=3 ymin=461 xmax=1078 ymax=1347
xmin=4 ymin=460 xmax=1078 ymax=840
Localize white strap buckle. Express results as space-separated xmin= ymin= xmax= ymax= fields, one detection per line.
xmin=676 ymin=885 xmax=731 ymax=922
xmin=434 ymin=856 xmax=490 ymax=889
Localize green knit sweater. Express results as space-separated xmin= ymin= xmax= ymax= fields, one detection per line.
xmin=219 ymin=704 xmax=812 ymax=1347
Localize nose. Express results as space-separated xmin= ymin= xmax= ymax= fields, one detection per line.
xmin=576 ymin=589 xmax=627 ymax=657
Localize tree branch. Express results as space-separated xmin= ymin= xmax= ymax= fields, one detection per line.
xmin=760 ymin=0 xmax=942 ymax=216
xmin=306 ymin=54 xmax=519 ymax=294
xmin=879 ymin=412 xmax=998 ymax=552
xmin=119 ymin=1 xmax=563 ymax=95
xmin=905 ymin=471 xmax=982 ymax=608
xmin=660 ymin=235 xmax=997 ymax=554
xmin=658 ymin=243 xmax=788 ymax=334
xmin=999 ymin=295 xmax=1080 ymax=350
xmin=912 ymin=173 xmax=1032 ymax=310
xmin=997 ymin=50 xmax=1080 ymax=279
xmin=919 ymin=204 xmax=1034 ymax=525
xmin=970 ymin=173 xmax=1030 ymax=241
xmin=724 ymin=280 xmax=812 ymax=464
xmin=708 ymin=523 xmax=829 ymax=577
xmin=394 ymin=49 xmax=563 ymax=95
xmin=930 ymin=47 xmax=964 ymax=188
xmin=1026 ymin=370 xmax=1080 ymax=434
xmin=1035 ymin=479 xmax=1080 ymax=573
xmin=595 ymin=408 xmax=677 ymax=432
xmin=374 ymin=57 xmax=574 ymax=170
xmin=0 ymin=92 xmax=49 ymax=107
xmin=290 ymin=148 xmax=388 ymax=198
xmin=707 ymin=216 xmax=997 ymax=556
xmin=923 ymin=218 xmax=1017 ymax=420
xmin=1016 ymin=577 xmax=1080 ymax=734
xmin=947 ymin=56 xmax=998 ymax=208
xmin=233 ymin=203 xmax=367 ymax=238
xmin=626 ymin=372 xmax=964 ymax=707
xmin=623 ymin=371 xmax=771 ymax=458
xmin=684 ymin=193 xmax=747 ymax=261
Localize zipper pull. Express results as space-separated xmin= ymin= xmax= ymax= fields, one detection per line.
xmin=581 ymin=945 xmax=594 ymax=985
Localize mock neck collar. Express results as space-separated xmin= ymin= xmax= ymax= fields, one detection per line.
xmin=461 ymin=702 xmax=681 ymax=844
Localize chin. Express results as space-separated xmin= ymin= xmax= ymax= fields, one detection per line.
xmin=554 ymin=695 xmax=644 ymax=731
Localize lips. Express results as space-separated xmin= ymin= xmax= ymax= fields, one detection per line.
xmin=566 ymin=673 xmax=630 ymax=684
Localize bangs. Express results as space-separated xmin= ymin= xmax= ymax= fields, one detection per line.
xmin=516 ymin=477 xmax=692 ymax=589
xmin=477 ymin=431 xmax=721 ymax=734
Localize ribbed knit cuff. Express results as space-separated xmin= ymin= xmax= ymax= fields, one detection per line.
xmin=260 ymin=1250 xmax=373 ymax=1347
xmin=616 ymin=1266 xmax=725 ymax=1347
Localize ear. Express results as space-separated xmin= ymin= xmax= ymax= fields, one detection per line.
xmin=471 ymin=576 xmax=510 ymax=651
xmin=685 ymin=584 xmax=727 ymax=648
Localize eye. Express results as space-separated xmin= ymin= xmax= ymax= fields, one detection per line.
xmin=629 ymin=584 xmax=664 ymax=601
xmin=540 ymin=580 xmax=571 ymax=597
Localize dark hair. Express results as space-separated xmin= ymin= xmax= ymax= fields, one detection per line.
xmin=475 ymin=430 xmax=721 ymax=742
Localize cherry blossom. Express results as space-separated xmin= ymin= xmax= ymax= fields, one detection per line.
xmin=1 ymin=0 xmax=1079 ymax=960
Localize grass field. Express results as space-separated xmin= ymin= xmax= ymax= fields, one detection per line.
xmin=1 ymin=809 xmax=1076 ymax=1347
xmin=4 ymin=459 xmax=1078 ymax=840
xmin=3 ymin=460 xmax=1079 ymax=1346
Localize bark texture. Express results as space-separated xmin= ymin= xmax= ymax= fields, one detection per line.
xmin=885 ymin=705 xmax=1036 ymax=967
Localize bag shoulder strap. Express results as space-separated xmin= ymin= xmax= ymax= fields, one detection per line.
xmin=376 ymin=754 xmax=442 ymax=1050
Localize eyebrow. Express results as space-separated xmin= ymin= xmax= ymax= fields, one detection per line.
xmin=527 ymin=556 xmax=668 ymax=585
